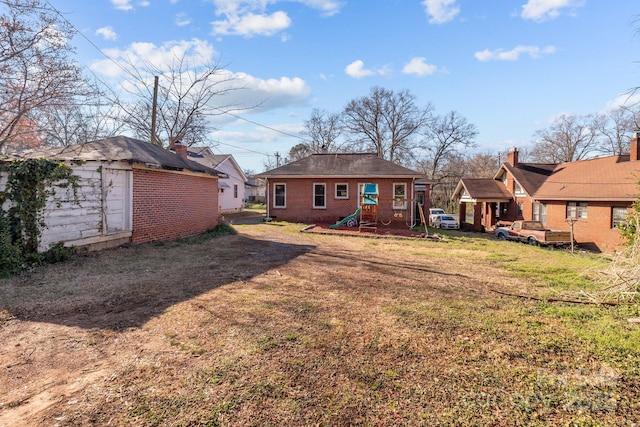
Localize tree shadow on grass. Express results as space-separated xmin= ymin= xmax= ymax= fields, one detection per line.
xmin=0 ymin=234 xmax=315 ymax=331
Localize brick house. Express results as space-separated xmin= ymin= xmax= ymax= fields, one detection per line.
xmin=255 ymin=153 xmax=428 ymax=227
xmin=7 ymin=136 xmax=222 ymax=251
xmin=453 ymin=134 xmax=640 ymax=252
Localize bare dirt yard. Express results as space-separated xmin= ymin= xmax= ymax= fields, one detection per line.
xmin=1 ymin=220 xmax=638 ymax=426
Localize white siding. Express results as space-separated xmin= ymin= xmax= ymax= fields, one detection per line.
xmin=215 ymin=158 xmax=246 ymax=213
xmin=38 ymin=162 xmax=132 ymax=251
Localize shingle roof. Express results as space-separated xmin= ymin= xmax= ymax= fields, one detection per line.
xmin=500 ymin=162 xmax=556 ymax=195
xmin=455 ymin=178 xmax=513 ymax=201
xmin=11 ymin=136 xmax=221 ymax=175
xmin=533 ymin=155 xmax=640 ymax=201
xmin=255 ymin=153 xmax=422 ymax=178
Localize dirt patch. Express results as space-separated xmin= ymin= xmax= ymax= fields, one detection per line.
xmin=0 ymin=222 xmax=636 ymax=426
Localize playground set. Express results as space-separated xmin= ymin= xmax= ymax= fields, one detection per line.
xmin=328 ymin=183 xmax=429 ymax=235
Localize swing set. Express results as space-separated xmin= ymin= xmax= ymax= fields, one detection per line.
xmin=355 ymin=183 xmax=428 ymax=235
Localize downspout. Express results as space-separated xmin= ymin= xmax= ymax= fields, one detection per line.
xmin=265 ymin=177 xmax=270 ymax=219
xmin=410 ymin=177 xmax=416 ymax=228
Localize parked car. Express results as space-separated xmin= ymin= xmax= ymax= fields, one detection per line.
xmin=432 ymin=214 xmax=459 ymax=229
xmin=428 ymin=208 xmax=446 ymax=225
xmin=494 ymin=220 xmax=573 ymax=246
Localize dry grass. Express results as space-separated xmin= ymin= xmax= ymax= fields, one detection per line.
xmin=0 ymin=221 xmax=638 ymax=426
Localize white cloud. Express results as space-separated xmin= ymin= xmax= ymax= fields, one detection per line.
xmin=344 ymin=60 xmax=376 ymax=79
xmin=175 ymin=12 xmax=191 ymax=27
xmin=520 ymin=0 xmax=584 ymax=22
xmin=212 ymin=11 xmax=291 ymax=37
xmin=95 ymin=26 xmax=117 ymax=41
xmin=90 ymin=38 xmax=218 ymax=78
xmin=422 ymin=0 xmax=460 ymax=24
xmin=474 ymin=45 xmax=556 ymax=62
xmin=110 ymin=0 xmax=150 ymax=10
xmin=296 ymin=0 xmax=342 ymax=17
xmin=402 ymin=57 xmax=438 ymax=76
xmin=210 ymin=0 xmax=342 ymax=37
xmin=110 ymin=0 xmax=133 ymax=11
xmin=90 ymin=37 xmax=310 ymax=117
xmin=602 ymin=93 xmax=640 ymax=113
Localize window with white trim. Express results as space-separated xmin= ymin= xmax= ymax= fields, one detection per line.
xmin=567 ymin=202 xmax=587 ymax=220
xmin=393 ymin=183 xmax=407 ymax=209
xmin=313 ymin=183 xmax=326 ymax=208
xmin=335 ymin=183 xmax=348 ymax=199
xmin=274 ymin=183 xmax=286 ymax=208
xmin=514 ymin=182 xmax=526 ymax=196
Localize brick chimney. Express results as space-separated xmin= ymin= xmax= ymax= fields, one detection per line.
xmin=174 ymin=140 xmax=188 ymax=159
xmin=507 ymin=147 xmax=519 ymax=165
xmin=631 ymin=132 xmax=640 ymax=161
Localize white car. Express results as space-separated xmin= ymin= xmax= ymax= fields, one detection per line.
xmin=432 ymin=214 xmax=459 ymax=229
xmin=428 ymin=208 xmax=446 ymax=225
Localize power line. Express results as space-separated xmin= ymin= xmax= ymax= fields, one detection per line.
xmin=44 ymin=0 xmax=312 ymax=154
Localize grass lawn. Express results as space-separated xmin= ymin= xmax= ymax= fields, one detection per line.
xmin=0 ymin=221 xmax=638 ymax=426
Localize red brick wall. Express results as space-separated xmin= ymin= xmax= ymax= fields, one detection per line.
xmin=267 ymin=178 xmax=418 ymax=225
xmin=542 ymin=201 xmax=628 ymax=252
xmin=132 ymin=169 xmax=219 ymax=243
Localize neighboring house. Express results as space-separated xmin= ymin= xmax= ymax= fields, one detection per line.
xmin=4 ymin=136 xmax=222 ymax=252
xmin=245 ymin=176 xmax=266 ymax=204
xmin=255 ymin=152 xmax=427 ymax=226
xmin=453 ymin=134 xmax=640 ymax=252
xmin=187 ymin=148 xmax=246 ymax=213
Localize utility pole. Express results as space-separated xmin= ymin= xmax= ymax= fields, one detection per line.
xmin=150 ymin=76 xmax=159 ymax=145
xmin=275 ymin=152 xmax=281 ymax=168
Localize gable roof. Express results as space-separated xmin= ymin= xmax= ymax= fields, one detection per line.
xmin=256 ymin=153 xmax=422 ymax=178
xmin=454 ymin=178 xmax=513 ymax=202
xmin=11 ymin=136 xmax=221 ymax=176
xmin=457 ymin=154 xmax=640 ymax=203
xmin=188 ymin=147 xmax=247 ymax=181
xmin=498 ymin=162 xmax=556 ymax=196
xmin=533 ymin=155 xmax=640 ymax=201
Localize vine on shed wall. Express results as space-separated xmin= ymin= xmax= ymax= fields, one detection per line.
xmin=0 ymin=159 xmax=79 ymax=275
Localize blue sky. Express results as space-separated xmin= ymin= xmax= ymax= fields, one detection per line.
xmin=49 ymin=0 xmax=640 ymax=172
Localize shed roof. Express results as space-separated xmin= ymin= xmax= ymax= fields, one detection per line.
xmin=11 ymin=136 xmax=222 ymax=176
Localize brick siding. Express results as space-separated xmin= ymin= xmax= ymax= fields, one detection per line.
xmin=132 ymin=169 xmax=219 ymax=243
xmin=267 ymin=178 xmax=418 ymax=225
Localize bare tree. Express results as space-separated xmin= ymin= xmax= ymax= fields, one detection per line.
xmin=342 ymin=86 xmax=432 ymax=164
xmin=38 ymin=79 xmax=124 ymax=146
xmin=301 ymin=108 xmax=342 ymax=153
xmin=118 ymin=54 xmax=241 ymax=147
xmin=530 ymin=114 xmax=603 ymax=163
xmin=288 ymin=143 xmax=313 ymax=162
xmin=419 ymin=110 xmax=478 ymax=179
xmin=0 ymin=0 xmax=85 ymax=152
xmin=599 ymin=105 xmax=640 ymax=155
xmin=465 ymin=151 xmax=500 ymax=178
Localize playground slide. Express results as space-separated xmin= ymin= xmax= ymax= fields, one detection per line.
xmin=329 ymin=208 xmax=361 ymax=229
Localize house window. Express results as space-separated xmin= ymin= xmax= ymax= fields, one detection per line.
xmin=532 ymin=202 xmax=547 ymax=224
xmin=393 ymin=183 xmax=407 ymax=209
xmin=313 ymin=183 xmax=326 ymax=209
xmin=514 ymin=182 xmax=526 ymax=196
xmin=612 ymin=206 xmax=628 ymax=228
xmin=233 ymin=184 xmax=238 ymax=199
xmin=517 ymin=202 xmax=523 ymax=219
xmin=567 ymin=202 xmax=587 ymax=220
xmin=274 ymin=183 xmax=286 ymax=208
xmin=335 ymin=183 xmax=348 ymax=199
